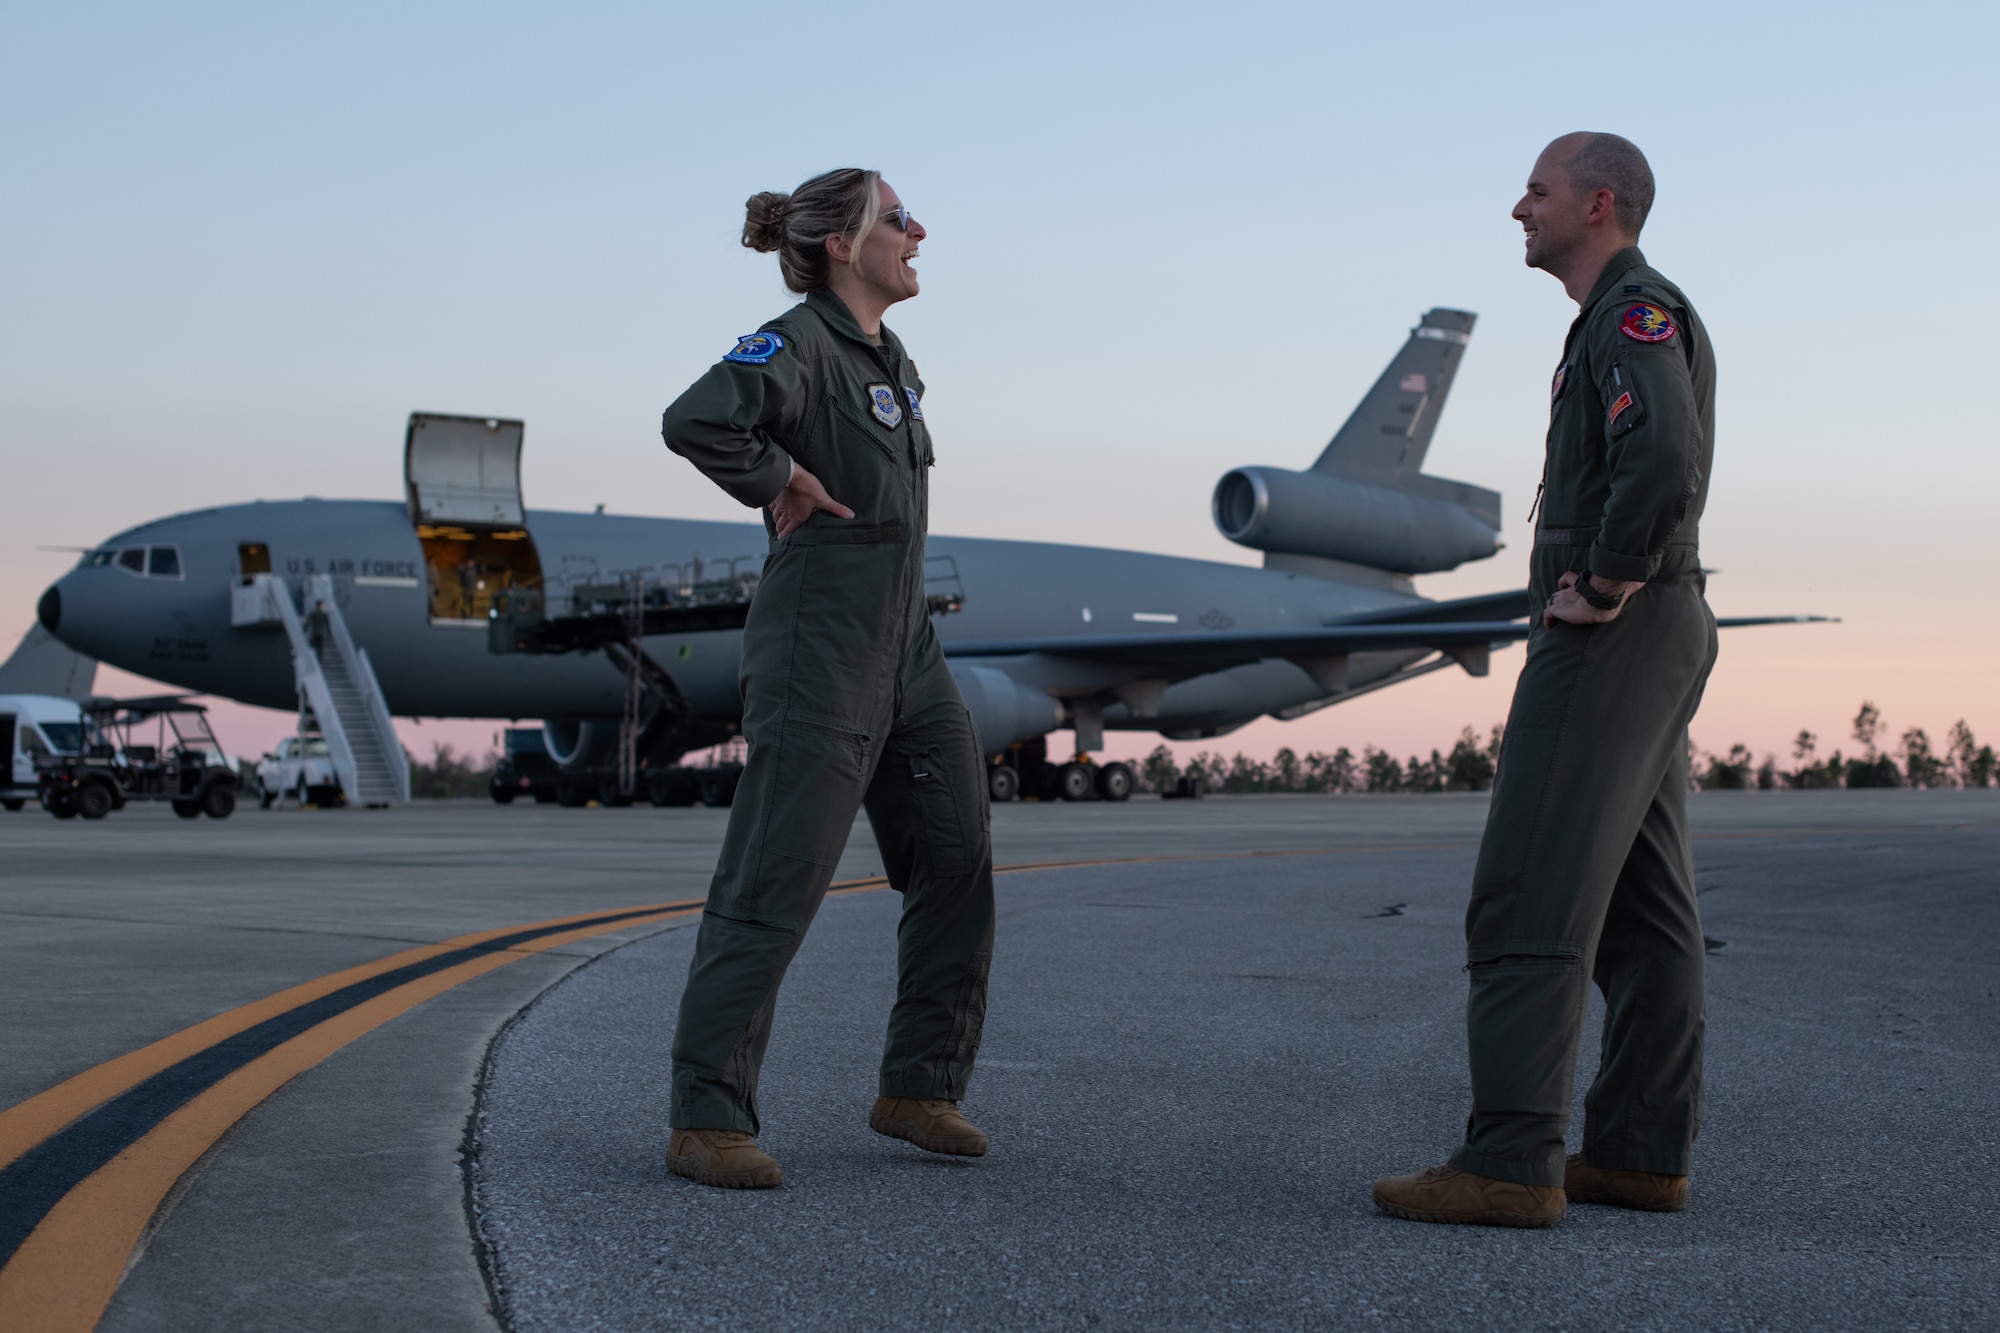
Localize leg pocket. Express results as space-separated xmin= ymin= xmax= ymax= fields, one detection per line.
xmin=906 ymin=742 xmax=977 ymax=878
xmin=762 ymin=719 xmax=872 ymax=868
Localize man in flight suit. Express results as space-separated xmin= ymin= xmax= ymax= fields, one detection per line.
xmin=1374 ymin=132 xmax=1720 ymax=1226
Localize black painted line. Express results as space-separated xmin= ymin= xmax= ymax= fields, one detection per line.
xmin=0 ymin=903 xmax=679 ymax=1270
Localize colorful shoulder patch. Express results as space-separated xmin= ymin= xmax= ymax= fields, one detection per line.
xmin=866 ymin=383 xmax=904 ymax=428
xmin=1550 ymin=361 xmax=1568 ymax=403
xmin=1608 ymin=390 xmax=1634 ymax=425
xmin=722 ymin=331 xmax=784 ymax=364
xmin=903 ymin=386 xmax=924 ymax=422
xmin=1619 ymin=304 xmax=1677 ymax=343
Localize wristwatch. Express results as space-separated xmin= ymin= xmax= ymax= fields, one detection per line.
xmin=1572 ymin=571 xmax=1624 ymax=611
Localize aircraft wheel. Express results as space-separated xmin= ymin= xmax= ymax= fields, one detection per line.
xmin=1057 ymin=762 xmax=1095 ymax=802
xmin=987 ymin=765 xmax=1019 ymax=803
xmin=1 ymin=798 xmax=24 ymax=812
xmin=1096 ymin=762 xmax=1135 ymax=802
xmin=598 ymin=775 xmax=635 ymax=808
xmin=172 ymin=799 xmax=203 ymax=819
xmin=75 ymin=782 xmax=116 ymax=820
xmin=201 ymin=784 xmax=237 ymax=819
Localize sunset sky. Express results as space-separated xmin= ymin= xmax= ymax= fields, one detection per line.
xmin=4 ymin=2 xmax=1993 ymax=773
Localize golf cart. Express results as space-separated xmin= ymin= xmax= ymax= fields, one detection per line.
xmin=37 ymin=696 xmax=242 ymax=820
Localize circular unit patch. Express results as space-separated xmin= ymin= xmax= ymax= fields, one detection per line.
xmin=1619 ymin=304 xmax=1677 ymax=343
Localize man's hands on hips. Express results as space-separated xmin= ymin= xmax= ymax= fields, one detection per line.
xmin=1543 ymin=571 xmax=1647 ymax=627
xmin=768 ymin=465 xmax=854 ymax=538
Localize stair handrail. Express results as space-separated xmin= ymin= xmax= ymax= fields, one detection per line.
xmin=304 ymin=574 xmax=411 ymax=804
xmin=260 ymin=574 xmax=362 ymax=804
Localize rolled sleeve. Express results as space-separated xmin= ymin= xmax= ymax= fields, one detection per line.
xmin=661 ymin=347 xmax=807 ymax=509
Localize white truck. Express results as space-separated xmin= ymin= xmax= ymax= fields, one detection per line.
xmin=256 ymin=735 xmax=343 ymax=807
xmin=0 ymin=694 xmax=96 ymax=812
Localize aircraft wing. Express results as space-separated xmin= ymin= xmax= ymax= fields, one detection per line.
xmin=943 ymin=621 xmax=1531 ymax=664
xmin=944 ymin=606 xmax=1835 ymax=666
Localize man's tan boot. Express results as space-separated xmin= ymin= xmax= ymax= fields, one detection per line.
xmin=1372 ymin=1165 xmax=1566 ymax=1228
xmin=666 ymin=1129 xmax=782 ymax=1189
xmin=1564 ymin=1153 xmax=1688 ymax=1211
xmin=868 ymin=1096 xmax=989 ymax=1156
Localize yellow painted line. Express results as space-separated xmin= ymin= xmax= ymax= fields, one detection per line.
xmin=0 ymin=902 xmax=715 ymax=1332
xmin=0 ymin=899 xmax=709 ymax=1175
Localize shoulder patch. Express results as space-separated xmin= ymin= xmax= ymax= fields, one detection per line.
xmin=903 ymin=386 xmax=924 ymax=422
xmin=866 ymin=383 xmax=904 ymax=428
xmin=722 ymin=331 xmax=784 ymax=364
xmin=1619 ymin=303 xmax=1677 ymax=343
xmin=1608 ymin=390 xmax=1634 ymax=424
xmin=1550 ymin=361 xmax=1568 ymax=403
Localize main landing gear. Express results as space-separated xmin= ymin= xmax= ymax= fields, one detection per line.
xmin=987 ymin=736 xmax=1134 ymax=804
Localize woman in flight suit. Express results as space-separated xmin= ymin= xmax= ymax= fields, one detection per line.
xmin=659 ymin=168 xmax=996 ymax=1189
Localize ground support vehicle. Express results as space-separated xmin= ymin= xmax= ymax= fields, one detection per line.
xmin=256 ymin=734 xmax=344 ymax=808
xmin=988 ymin=736 xmax=1135 ymax=803
xmin=36 ymin=696 xmax=241 ymax=820
xmin=489 ymin=728 xmax=560 ymax=804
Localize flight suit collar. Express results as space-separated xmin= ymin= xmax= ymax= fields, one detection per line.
xmin=1581 ymin=246 xmax=1649 ymax=313
xmin=805 ymin=289 xmax=903 ymax=358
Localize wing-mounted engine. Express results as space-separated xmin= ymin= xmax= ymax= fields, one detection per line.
xmin=1212 ymin=308 xmax=1502 ymax=576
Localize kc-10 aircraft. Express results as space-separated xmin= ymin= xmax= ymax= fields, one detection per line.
xmin=32 ymin=308 xmax=1813 ymax=798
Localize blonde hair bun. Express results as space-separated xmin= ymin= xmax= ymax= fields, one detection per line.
xmin=741 ymin=191 xmax=791 ymax=253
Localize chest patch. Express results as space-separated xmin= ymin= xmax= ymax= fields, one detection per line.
xmin=1608 ymin=390 xmax=1635 ymax=425
xmin=722 ymin=331 xmax=784 ymax=364
xmin=1619 ymin=303 xmax=1677 ymax=343
xmin=904 ymin=386 xmax=924 ymax=422
xmin=866 ymin=383 xmax=904 ymax=428
xmin=1550 ymin=362 xmax=1568 ymax=403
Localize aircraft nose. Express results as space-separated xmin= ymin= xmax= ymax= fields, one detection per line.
xmin=38 ymin=584 xmax=60 ymax=633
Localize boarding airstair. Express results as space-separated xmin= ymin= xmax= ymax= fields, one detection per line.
xmin=236 ymin=573 xmax=410 ymax=806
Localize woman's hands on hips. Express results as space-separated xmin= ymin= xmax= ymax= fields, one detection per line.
xmin=769 ymin=464 xmax=854 ymax=538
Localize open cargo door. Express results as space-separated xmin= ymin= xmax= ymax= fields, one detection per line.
xmin=404 ymin=413 xmax=544 ymax=626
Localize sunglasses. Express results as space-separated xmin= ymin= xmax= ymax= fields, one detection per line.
xmin=879 ymin=206 xmax=917 ymax=233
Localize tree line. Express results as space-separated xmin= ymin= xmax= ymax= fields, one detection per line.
xmin=1134 ymin=703 xmax=1998 ymax=796
xmin=402 ymin=703 xmax=1999 ymax=799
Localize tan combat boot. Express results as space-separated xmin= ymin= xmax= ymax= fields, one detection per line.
xmin=1372 ymin=1165 xmax=1566 ymax=1228
xmin=1564 ymin=1153 xmax=1689 ymax=1211
xmin=666 ymin=1129 xmax=783 ymax=1189
xmin=868 ymin=1096 xmax=989 ymax=1156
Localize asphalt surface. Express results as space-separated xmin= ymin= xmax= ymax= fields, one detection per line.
xmin=3 ymin=791 xmax=1996 ymax=1329
xmin=474 ymin=817 xmax=2000 ymax=1330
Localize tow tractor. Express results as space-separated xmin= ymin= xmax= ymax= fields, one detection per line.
xmin=36 ymin=696 xmax=242 ymax=820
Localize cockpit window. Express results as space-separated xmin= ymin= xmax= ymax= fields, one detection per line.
xmin=105 ymin=545 xmax=184 ymax=578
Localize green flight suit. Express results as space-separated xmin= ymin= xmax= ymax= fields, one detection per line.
xmin=660 ymin=290 xmax=995 ymax=1135
xmin=1449 ymin=248 xmax=1720 ymax=1189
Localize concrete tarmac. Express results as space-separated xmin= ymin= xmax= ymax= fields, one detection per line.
xmin=3 ymin=791 xmax=1995 ymax=1329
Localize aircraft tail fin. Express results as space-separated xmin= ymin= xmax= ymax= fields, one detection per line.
xmin=1310 ymin=308 xmax=1476 ymax=485
xmin=0 ymin=624 xmax=99 ymax=698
